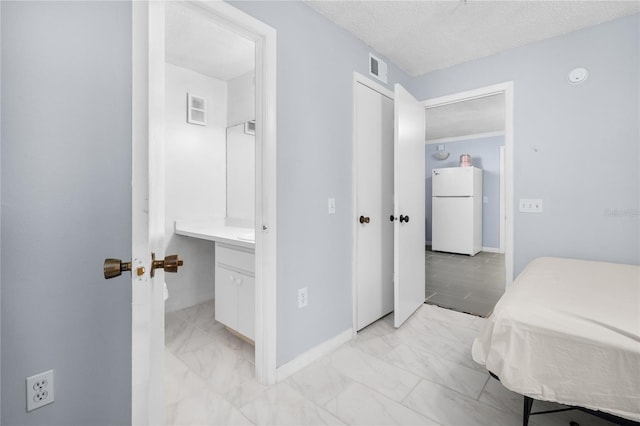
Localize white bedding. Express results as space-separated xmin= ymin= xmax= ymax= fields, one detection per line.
xmin=472 ymin=257 xmax=640 ymax=421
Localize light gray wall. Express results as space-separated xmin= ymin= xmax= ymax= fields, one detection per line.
xmin=1 ymin=2 xmax=131 ymax=424
xmin=426 ymin=136 xmax=504 ymax=248
xmin=229 ymin=1 xmax=412 ymax=366
xmin=410 ymin=14 xmax=640 ymax=274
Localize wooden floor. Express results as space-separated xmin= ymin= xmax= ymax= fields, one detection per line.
xmin=425 ymin=247 xmax=505 ymax=317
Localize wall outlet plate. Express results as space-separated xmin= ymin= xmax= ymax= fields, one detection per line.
xmin=26 ymin=370 xmax=55 ymax=412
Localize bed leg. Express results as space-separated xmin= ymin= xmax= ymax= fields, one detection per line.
xmin=523 ymin=396 xmax=534 ymax=426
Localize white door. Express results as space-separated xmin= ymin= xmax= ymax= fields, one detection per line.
xmin=131 ymin=2 xmax=167 ymax=424
xmin=355 ymin=82 xmax=394 ymax=330
xmin=393 ymin=84 xmax=426 ymax=328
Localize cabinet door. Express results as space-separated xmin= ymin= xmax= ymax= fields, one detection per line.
xmin=215 ymin=266 xmax=238 ymax=330
xmin=237 ymin=272 xmax=255 ymax=341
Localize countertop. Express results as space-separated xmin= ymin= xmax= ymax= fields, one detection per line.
xmin=175 ymin=220 xmax=255 ymax=250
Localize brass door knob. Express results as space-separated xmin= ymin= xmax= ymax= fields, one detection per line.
xmin=104 ymin=258 xmax=132 ymax=279
xmin=150 ymin=253 xmax=184 ymax=278
xmin=359 ymin=216 xmax=370 ymax=224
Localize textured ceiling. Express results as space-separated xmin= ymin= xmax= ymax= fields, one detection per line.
xmin=426 ymin=94 xmax=504 ymax=141
xmin=306 ymin=1 xmax=640 ymax=76
xmin=165 ymin=2 xmax=254 ymax=81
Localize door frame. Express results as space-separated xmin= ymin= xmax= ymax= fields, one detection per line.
xmin=421 ymin=81 xmax=515 ymax=287
xmin=132 ymin=1 xmax=277 ymax=423
xmin=351 ymin=72 xmax=394 ymax=333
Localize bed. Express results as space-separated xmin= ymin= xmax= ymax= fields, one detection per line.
xmin=472 ymin=257 xmax=640 ymax=425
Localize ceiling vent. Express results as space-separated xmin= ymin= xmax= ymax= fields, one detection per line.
xmin=369 ymin=53 xmax=388 ymax=84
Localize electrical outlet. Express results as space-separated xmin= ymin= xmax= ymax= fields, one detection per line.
xmin=298 ymin=287 xmax=308 ymax=308
xmin=26 ymin=370 xmax=55 ymax=412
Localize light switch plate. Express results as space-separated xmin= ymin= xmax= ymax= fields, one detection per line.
xmin=519 ymin=198 xmax=543 ymax=213
xmin=328 ymin=198 xmax=336 ymax=215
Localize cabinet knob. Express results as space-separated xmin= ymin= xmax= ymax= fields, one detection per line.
xmin=359 ymin=215 xmax=370 ymax=224
xmin=390 ymin=215 xmax=397 ymax=222
xmin=399 ymin=215 xmax=410 ymax=223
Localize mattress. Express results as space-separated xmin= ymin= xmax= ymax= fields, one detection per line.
xmin=472 ymin=257 xmax=640 ymax=421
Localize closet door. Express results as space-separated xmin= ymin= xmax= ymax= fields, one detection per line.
xmin=355 ymin=82 xmax=394 ymax=331
xmin=393 ymin=84 xmax=426 ymax=328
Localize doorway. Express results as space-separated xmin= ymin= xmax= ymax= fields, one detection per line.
xmin=131 ymin=2 xmax=277 ymax=423
xmin=163 ymin=0 xmax=258 ymax=412
xmin=421 ymin=83 xmax=514 ymax=317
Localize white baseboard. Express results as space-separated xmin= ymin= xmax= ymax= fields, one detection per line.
xmin=275 ymin=328 xmax=352 ymax=382
xmin=482 ymin=246 xmax=503 ymax=253
xmin=426 ymin=242 xmax=503 ymax=254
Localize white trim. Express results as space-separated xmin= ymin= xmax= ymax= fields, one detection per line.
xmin=421 ymin=81 xmax=515 ymax=288
xmin=188 ymin=0 xmax=278 ymax=386
xmin=425 ymin=244 xmax=501 ymax=254
xmin=353 ymin=72 xmax=394 ymax=99
xmin=504 ymin=83 xmax=514 ymax=286
xmin=275 ymin=329 xmax=352 ymax=382
xmin=482 ymin=247 xmax=502 ymax=254
xmin=426 ymin=131 xmax=504 ymax=145
xmin=421 ymin=82 xmax=510 ymax=108
xmin=499 ymin=146 xmax=505 ymax=254
xmin=351 ymin=72 xmax=394 ymax=334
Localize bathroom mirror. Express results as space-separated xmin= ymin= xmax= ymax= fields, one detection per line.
xmin=226 ymin=121 xmax=255 ymax=225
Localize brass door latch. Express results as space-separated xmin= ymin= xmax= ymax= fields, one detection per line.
xmin=104 ymin=258 xmax=134 ymax=279
xmin=150 ymin=253 xmax=184 ymax=278
xmin=104 ymin=254 xmax=183 ymax=279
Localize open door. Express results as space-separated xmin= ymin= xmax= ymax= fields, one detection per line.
xmin=393 ymin=84 xmax=426 ymax=328
xmin=131 ymin=2 xmax=167 ymax=424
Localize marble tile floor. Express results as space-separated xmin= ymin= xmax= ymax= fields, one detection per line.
xmin=425 ymin=247 xmax=506 ymax=317
xmin=165 ymin=300 xmax=616 ymax=426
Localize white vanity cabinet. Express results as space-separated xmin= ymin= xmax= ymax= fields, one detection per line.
xmin=214 ymin=242 xmax=255 ymax=341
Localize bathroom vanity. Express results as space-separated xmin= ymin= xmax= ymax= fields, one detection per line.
xmin=175 ymin=220 xmax=255 ymax=342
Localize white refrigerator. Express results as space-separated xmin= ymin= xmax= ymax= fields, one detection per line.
xmin=431 ymin=166 xmax=483 ymax=256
